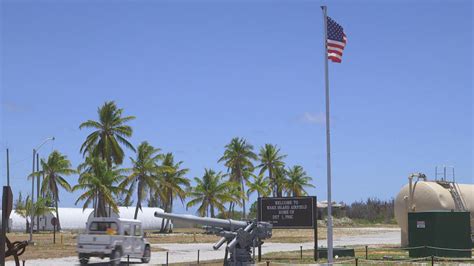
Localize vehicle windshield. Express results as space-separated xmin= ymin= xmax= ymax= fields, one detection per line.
xmin=89 ymin=222 xmax=118 ymax=235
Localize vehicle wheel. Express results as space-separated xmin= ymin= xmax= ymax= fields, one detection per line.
xmin=141 ymin=245 xmax=151 ymax=263
xmin=110 ymin=249 xmax=121 ymax=266
xmin=78 ymin=253 xmax=89 ymax=265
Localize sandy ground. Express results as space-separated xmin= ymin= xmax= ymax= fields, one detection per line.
xmin=7 ymin=228 xmax=400 ymax=266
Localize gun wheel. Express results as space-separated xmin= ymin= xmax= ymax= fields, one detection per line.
xmin=78 ymin=253 xmax=89 ymax=265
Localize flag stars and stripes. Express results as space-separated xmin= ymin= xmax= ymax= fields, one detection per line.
xmin=326 ymin=16 xmax=347 ymax=63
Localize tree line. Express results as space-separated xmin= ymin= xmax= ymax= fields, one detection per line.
xmin=14 ymin=101 xmax=315 ymax=231
xmin=346 ymin=198 xmax=395 ymax=224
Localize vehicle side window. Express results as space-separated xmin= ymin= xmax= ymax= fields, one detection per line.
xmin=134 ymin=225 xmax=141 ymax=236
xmin=123 ymin=224 xmax=131 ymax=236
xmin=89 ymin=222 xmax=118 ymax=235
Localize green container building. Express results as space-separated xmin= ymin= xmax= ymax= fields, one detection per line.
xmin=408 ymin=211 xmax=472 ymax=258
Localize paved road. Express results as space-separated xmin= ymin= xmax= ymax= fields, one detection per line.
xmin=8 ymin=228 xmax=400 ymax=266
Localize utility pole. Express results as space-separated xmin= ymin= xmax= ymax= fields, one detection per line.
xmin=6 ymin=149 xmax=10 ymax=186
xmin=6 ymin=149 xmax=11 ymax=233
xmin=36 ymin=152 xmax=40 ymax=233
xmin=29 ymin=149 xmax=35 ymax=242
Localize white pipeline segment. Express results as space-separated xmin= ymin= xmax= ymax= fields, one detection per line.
xmin=1 ymin=207 xmax=169 ymax=232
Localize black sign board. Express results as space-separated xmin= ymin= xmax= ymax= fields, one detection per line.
xmin=257 ymin=196 xmax=317 ymax=229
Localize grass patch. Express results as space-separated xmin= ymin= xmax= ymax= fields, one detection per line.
xmin=6 ymin=232 xmax=77 ymax=261
xmin=5 ymin=231 xmax=167 ymax=261
xmin=350 ymin=218 xmax=398 ymax=226
xmin=259 ymin=246 xmax=474 ymax=265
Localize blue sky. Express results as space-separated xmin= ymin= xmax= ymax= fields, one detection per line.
xmin=1 ymin=0 xmax=472 ymax=214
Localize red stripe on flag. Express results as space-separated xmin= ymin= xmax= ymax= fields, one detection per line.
xmin=327 ymin=43 xmax=345 ymax=49
xmin=328 ymin=49 xmax=343 ymax=56
xmin=328 ymin=56 xmax=342 ymax=63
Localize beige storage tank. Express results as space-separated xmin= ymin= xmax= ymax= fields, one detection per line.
xmin=394 ymin=174 xmax=474 ymax=246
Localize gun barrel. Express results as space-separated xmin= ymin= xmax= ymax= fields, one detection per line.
xmin=154 ymin=211 xmax=248 ymax=229
xmin=213 ymin=237 xmax=227 ymax=250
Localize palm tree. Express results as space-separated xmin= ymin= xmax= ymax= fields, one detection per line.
xmin=186 ymin=169 xmax=230 ymax=217
xmin=257 ymin=144 xmax=286 ymax=197
xmin=120 ymin=141 xmax=162 ymax=219
xmin=79 ymin=101 xmax=136 ymax=168
xmin=14 ymin=192 xmax=29 ymax=233
xmin=246 ymin=173 xmax=271 ymax=199
xmin=285 ymin=165 xmax=315 ymax=197
xmin=158 ymin=153 xmax=190 ymax=231
xmin=274 ymin=166 xmax=288 ymax=197
xmin=218 ymin=137 xmax=257 ymax=218
xmin=29 ymin=151 xmax=75 ymax=229
xmin=225 ymin=181 xmax=244 ymax=218
xmin=74 ymin=157 xmax=125 ymax=217
xmin=15 ymin=194 xmax=53 ymax=233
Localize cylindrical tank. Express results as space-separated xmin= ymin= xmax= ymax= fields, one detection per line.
xmin=395 ymin=180 xmax=474 ymax=246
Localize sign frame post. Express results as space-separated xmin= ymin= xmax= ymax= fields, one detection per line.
xmin=0 ymin=186 xmax=13 ymax=266
xmin=313 ymin=197 xmax=318 ymax=261
xmin=51 ymin=217 xmax=58 ymax=244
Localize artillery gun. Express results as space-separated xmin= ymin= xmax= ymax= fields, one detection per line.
xmin=154 ymin=212 xmax=272 ymax=265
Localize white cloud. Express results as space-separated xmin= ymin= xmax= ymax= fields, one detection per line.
xmin=301 ymin=112 xmax=325 ymax=124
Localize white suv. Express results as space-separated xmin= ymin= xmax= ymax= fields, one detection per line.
xmin=77 ymin=217 xmax=151 ymax=265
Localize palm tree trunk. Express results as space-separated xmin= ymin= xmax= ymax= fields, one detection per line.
xmin=96 ymin=193 xmax=101 ymax=217
xmin=240 ymin=177 xmax=246 ymax=219
xmin=134 ymin=181 xmax=143 ymax=219
xmin=227 ymin=202 xmax=232 ymax=218
xmin=97 ymin=201 xmax=103 ymax=217
xmin=97 ymin=192 xmax=107 ymax=217
xmin=164 ymin=193 xmax=172 ymax=232
xmin=156 ymin=194 xmax=161 ymax=209
xmin=169 ymin=196 xmax=173 ymax=212
xmin=159 ymin=202 xmax=167 ymax=233
xmin=101 ymin=202 xmax=107 ymax=217
xmin=93 ymin=191 xmax=98 ymax=217
xmin=134 ymin=200 xmax=141 ymax=220
xmin=55 ymin=196 xmax=60 ymax=230
xmin=210 ymin=204 xmax=215 ymax=218
xmin=277 ymin=185 xmax=283 ymax=197
xmin=269 ymin=168 xmax=276 ymax=197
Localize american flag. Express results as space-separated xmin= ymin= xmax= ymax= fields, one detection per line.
xmin=326 ymin=16 xmax=347 ymax=63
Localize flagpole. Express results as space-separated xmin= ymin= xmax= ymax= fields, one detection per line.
xmin=321 ymin=5 xmax=334 ymax=263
